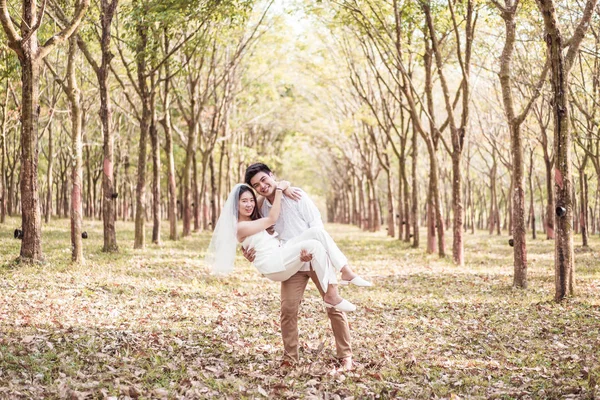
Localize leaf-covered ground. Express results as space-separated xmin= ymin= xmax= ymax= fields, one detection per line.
xmin=1 ymin=217 xmax=599 ymax=399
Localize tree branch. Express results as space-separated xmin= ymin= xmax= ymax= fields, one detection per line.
xmin=22 ymin=0 xmax=48 ymax=42
xmin=110 ymin=64 xmax=141 ymax=121
xmin=565 ymin=0 xmax=598 ymax=71
xmin=39 ymin=0 xmax=90 ymax=59
xmin=0 ymin=0 xmax=22 ymax=55
xmin=515 ymin=58 xmax=549 ymax=125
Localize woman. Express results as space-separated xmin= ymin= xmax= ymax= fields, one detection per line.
xmin=207 ymin=182 xmax=368 ymax=312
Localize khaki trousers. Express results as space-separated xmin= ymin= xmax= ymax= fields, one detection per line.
xmin=280 ymin=270 xmax=352 ymax=362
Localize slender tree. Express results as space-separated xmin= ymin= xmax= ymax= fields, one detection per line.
xmin=0 ymin=0 xmax=89 ymax=262
xmin=493 ymin=0 xmax=548 ymax=288
xmin=535 ymin=0 xmax=598 ymax=301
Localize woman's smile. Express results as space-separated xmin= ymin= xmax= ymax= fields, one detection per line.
xmin=238 ymin=190 xmax=256 ymax=219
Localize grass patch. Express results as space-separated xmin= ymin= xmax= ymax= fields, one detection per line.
xmin=0 ymin=216 xmax=599 ymax=398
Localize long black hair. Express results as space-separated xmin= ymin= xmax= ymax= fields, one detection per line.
xmin=238 ymin=185 xmax=262 ymax=221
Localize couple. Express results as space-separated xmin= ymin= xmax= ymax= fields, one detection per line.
xmin=207 ymin=163 xmax=372 ymax=369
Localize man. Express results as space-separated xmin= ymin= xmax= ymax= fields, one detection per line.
xmin=243 ymin=163 xmax=356 ymax=370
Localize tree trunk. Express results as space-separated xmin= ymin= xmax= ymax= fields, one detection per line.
xmin=19 ymin=48 xmax=43 ymax=262
xmin=509 ymin=121 xmax=527 ymax=287
xmin=496 ymin=2 xmax=533 ymax=287
xmin=161 ymin=42 xmax=177 ymax=241
xmin=529 ymin=150 xmax=536 ymax=239
xmin=371 ymin=181 xmax=381 ymax=232
xmin=420 ymin=139 xmax=445 ymax=256
xmin=490 ymin=158 xmax=498 ymax=234
xmin=424 ymin=0 xmax=470 ymax=265
xmin=397 ymin=161 xmax=403 ymax=238
xmin=543 ymin=155 xmax=555 ymax=240
xmin=7 ymin=161 xmax=14 ymax=216
xmin=217 ymin=140 xmax=225 ymax=217
xmin=351 ymin=174 xmax=358 ymax=226
xmin=385 ymin=169 xmax=394 ymax=237
xmin=358 ymin=177 xmax=365 ymax=230
xmin=0 ymin=0 xmax=89 ymax=263
xmin=63 ymin=168 xmax=69 ymax=218
xmin=411 ymin=124 xmax=419 ymax=247
xmin=573 ymin=185 xmax=579 ymax=235
xmin=209 ymin=153 xmax=217 ymax=230
xmin=45 ymin=124 xmax=53 ymax=223
xmin=366 ymin=179 xmax=373 ymax=230
xmin=580 ymin=172 xmax=589 ymax=247
xmin=150 ymin=99 xmax=160 ymax=245
xmin=535 ymin=0 xmax=597 ymax=300
xmin=99 ymin=0 xmax=119 ymax=252
xmin=427 ymin=183 xmax=435 ymax=253
xmin=1 ymin=84 xmax=8 ymax=223
xmin=56 ymin=161 xmax=61 ymax=218
xmin=182 ymin=129 xmax=195 ymax=236
xmin=402 ymin=162 xmax=410 ymax=242
xmin=66 ymin=36 xmax=84 ymax=264
xmin=194 ymin=153 xmax=202 ymax=231
xmin=451 ymin=154 xmax=464 ymax=266
xmin=133 ymin=20 xmax=150 ymax=249
xmin=444 ymin=178 xmax=451 ymax=230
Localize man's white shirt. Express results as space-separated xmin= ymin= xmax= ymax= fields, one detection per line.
xmin=260 ymin=188 xmax=323 ymax=271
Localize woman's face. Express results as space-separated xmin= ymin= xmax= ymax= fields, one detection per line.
xmin=238 ymin=191 xmax=256 ymax=218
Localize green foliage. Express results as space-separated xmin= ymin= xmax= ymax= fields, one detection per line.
xmin=0 ymin=49 xmax=19 ymax=81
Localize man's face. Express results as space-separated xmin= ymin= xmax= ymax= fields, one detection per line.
xmin=250 ymin=171 xmax=276 ymax=197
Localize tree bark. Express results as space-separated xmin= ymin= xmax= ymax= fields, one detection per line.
xmin=150 ymin=96 xmax=161 ymax=245
xmin=195 ymin=153 xmax=202 ymax=231
xmin=424 ymin=0 xmax=471 ymax=266
xmin=411 ymin=124 xmax=419 ymax=248
xmin=536 ymin=0 xmax=598 ymax=300
xmin=45 ymin=123 xmax=53 ymax=223
xmin=0 ymin=0 xmax=89 ymax=263
xmin=133 ymin=16 xmax=150 ymax=249
xmin=66 ymin=36 xmax=84 ymax=264
xmin=529 ymin=149 xmax=536 ymax=239
xmin=18 ymin=46 xmax=43 ymax=262
xmin=161 ymin=34 xmax=177 ymax=241
xmin=385 ymin=168 xmax=395 ymax=237
xmin=496 ymin=0 xmax=532 ymax=287
xmin=182 ymin=128 xmax=195 ymax=236
xmin=99 ymin=0 xmax=119 ymax=252
xmin=402 ymin=159 xmax=410 ymax=242
xmin=427 ymin=182 xmax=435 ymax=253
xmin=397 ymin=161 xmax=404 ymax=238
xmin=579 ymin=171 xmax=589 ymax=247
xmin=1 ymin=82 xmax=8 ymax=223
xmin=209 ymin=153 xmax=217 ymax=230
xmin=181 ymin=75 xmax=198 ymax=236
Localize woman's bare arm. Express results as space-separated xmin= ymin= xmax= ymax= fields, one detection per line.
xmin=237 ymin=181 xmax=289 ymax=241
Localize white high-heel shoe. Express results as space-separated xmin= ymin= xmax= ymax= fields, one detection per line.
xmin=324 ymin=299 xmax=357 ymax=312
xmin=340 ymin=276 xmax=373 ymax=287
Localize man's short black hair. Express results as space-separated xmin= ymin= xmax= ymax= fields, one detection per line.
xmin=245 ymin=163 xmax=272 ymax=186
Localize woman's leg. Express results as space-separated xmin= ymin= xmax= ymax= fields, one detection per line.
xmin=284 ymin=227 xmax=360 ymax=281
xmin=265 ymin=239 xmax=356 ymax=311
xmin=267 ymin=239 xmax=336 ymax=293
xmin=284 ymin=227 xmax=347 ymax=270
